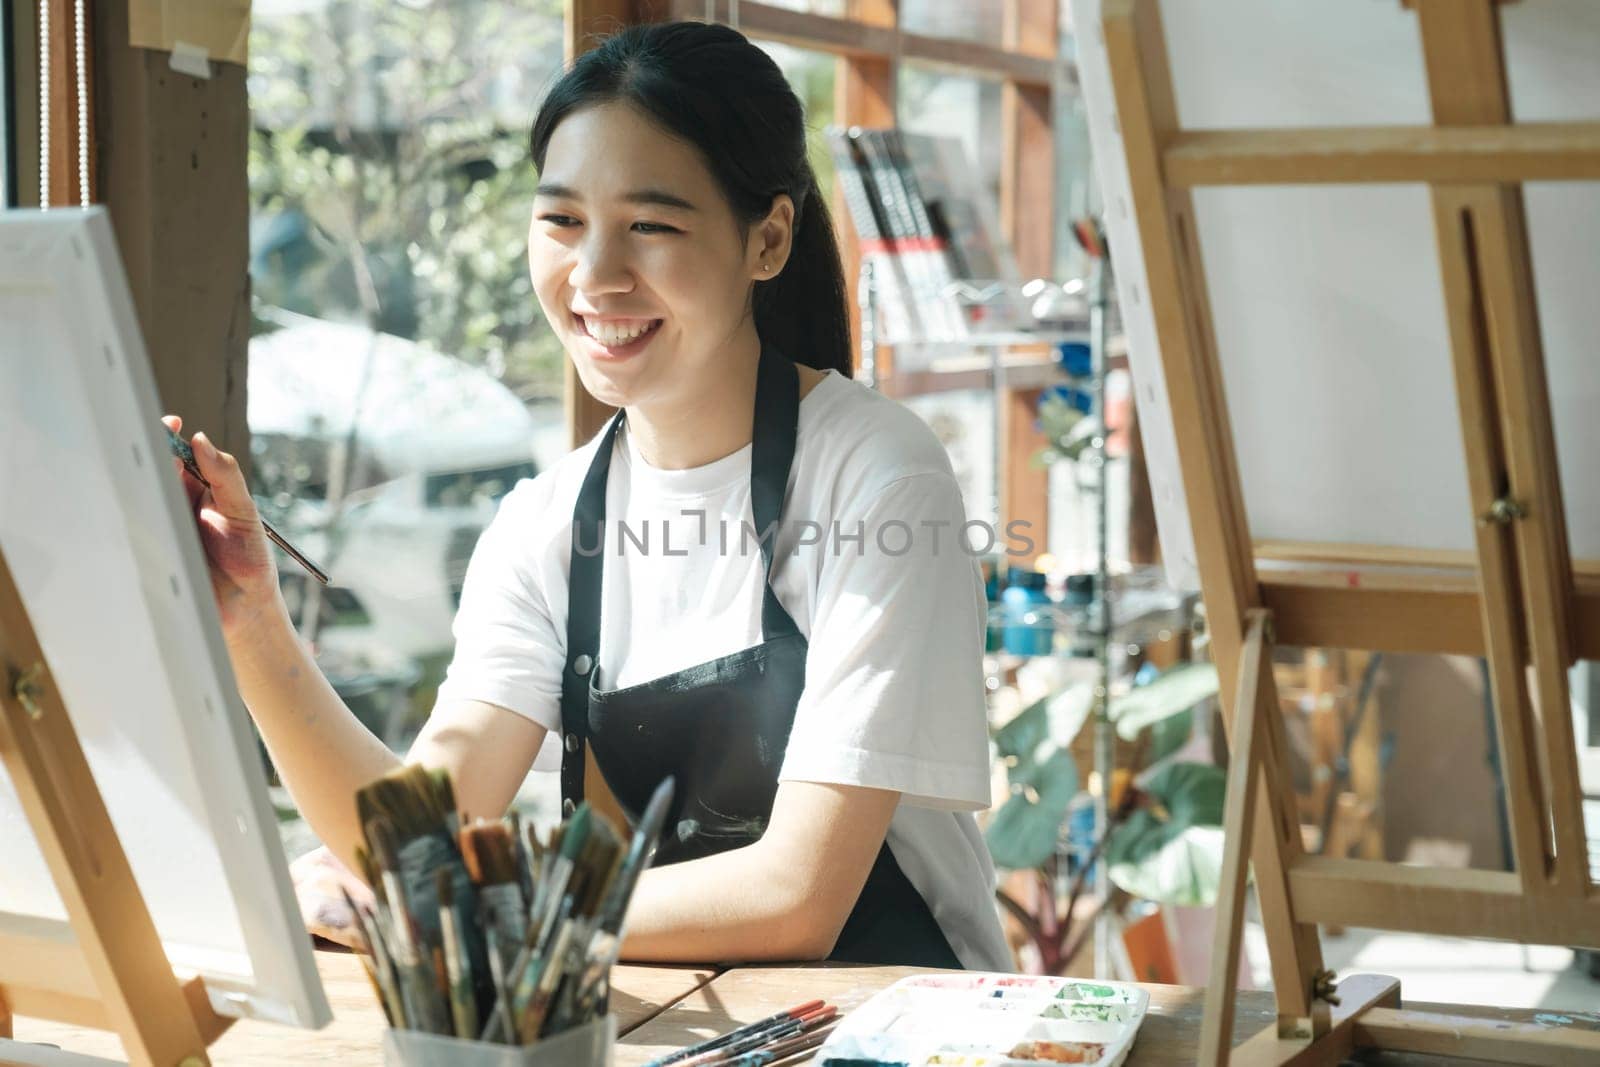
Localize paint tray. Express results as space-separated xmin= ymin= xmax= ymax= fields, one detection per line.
xmin=815 ymin=973 xmax=1149 ymax=1067
xmin=382 ymin=1013 xmax=615 ymax=1066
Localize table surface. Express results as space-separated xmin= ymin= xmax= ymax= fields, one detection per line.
xmin=10 ymin=950 xmax=1596 ymax=1065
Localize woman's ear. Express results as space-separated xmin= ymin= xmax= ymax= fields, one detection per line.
xmin=750 ymin=193 xmax=796 ymax=280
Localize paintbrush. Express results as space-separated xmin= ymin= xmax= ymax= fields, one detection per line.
xmin=599 ymin=777 xmax=674 ymax=936
xmin=357 ymin=765 xmax=492 ymax=1020
xmin=437 ymin=868 xmax=479 ymax=1039
xmin=462 ymin=820 xmax=528 ymax=962
xmin=164 ymin=424 xmax=330 ymax=584
xmin=340 ymin=885 xmax=404 ymax=1027
xmin=718 ymin=1022 xmax=837 ymax=1067
xmin=566 ymin=777 xmax=677 ymax=1021
xmin=676 ymin=1006 xmax=838 ymax=1067
xmin=530 ymin=805 xmax=590 ymax=954
xmin=369 ymin=817 xmax=449 ymax=1034
xmin=642 ymin=1001 xmax=827 ymax=1067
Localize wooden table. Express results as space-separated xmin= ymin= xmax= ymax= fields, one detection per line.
xmin=11 ymin=950 xmax=1598 ymax=1064
xmin=9 ymin=952 xmax=716 ymax=1064
xmin=615 ymin=963 xmax=1289 ymax=1067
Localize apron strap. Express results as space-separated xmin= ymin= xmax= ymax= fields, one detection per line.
xmin=559 ymin=407 xmax=626 ymax=813
xmin=750 ymin=344 xmax=802 ymax=642
xmin=559 ymin=343 xmax=803 ymax=812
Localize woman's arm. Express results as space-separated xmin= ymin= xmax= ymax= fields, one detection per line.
xmin=225 ymin=600 xmax=403 ymax=875
xmin=228 ymin=599 xmax=546 ymax=877
xmin=617 ymin=780 xmax=900 ymax=963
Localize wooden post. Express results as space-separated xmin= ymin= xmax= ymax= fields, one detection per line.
xmin=93 ymin=2 xmax=251 ymax=461
xmin=835 ymin=0 xmax=897 ymax=380
xmin=1415 ymin=0 xmax=1588 ymax=894
xmin=998 ymin=0 xmax=1056 ymax=565
xmin=1100 ymin=0 xmax=1326 ymax=1027
xmin=1199 ymin=611 xmax=1271 ymax=1065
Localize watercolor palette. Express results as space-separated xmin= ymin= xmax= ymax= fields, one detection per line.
xmin=815 ymin=973 xmax=1149 ymax=1067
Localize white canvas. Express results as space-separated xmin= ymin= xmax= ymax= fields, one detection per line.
xmin=1071 ymin=0 xmax=1600 ymax=589
xmin=0 ymin=208 xmax=330 ymax=1030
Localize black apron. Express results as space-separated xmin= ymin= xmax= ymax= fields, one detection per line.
xmin=557 ymin=343 xmax=962 ymax=968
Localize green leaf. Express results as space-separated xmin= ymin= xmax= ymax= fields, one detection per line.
xmin=1108 ymin=824 xmax=1225 ymax=906
xmin=985 ymin=749 xmax=1080 ymax=871
xmin=993 ymin=693 xmax=1051 ymax=764
xmin=1146 ymin=707 xmax=1195 ymax=764
xmin=1110 ymin=664 xmax=1219 ymax=741
xmin=993 ymin=683 xmax=1093 ymax=767
xmin=1105 ymin=762 xmax=1227 ymax=905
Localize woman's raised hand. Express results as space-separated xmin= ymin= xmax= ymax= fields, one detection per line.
xmin=161 ymin=414 xmax=284 ymax=637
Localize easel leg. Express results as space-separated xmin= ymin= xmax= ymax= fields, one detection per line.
xmin=1199 ymin=611 xmax=1270 ymax=1066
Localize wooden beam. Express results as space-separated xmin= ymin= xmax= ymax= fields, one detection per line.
xmin=1200 ymin=611 xmax=1271 ymax=1064
xmin=1287 ymin=856 xmax=1600 ymax=947
xmin=1227 ymin=974 xmax=1401 ymax=1067
xmin=674 ymin=1 xmax=1055 ymax=87
xmin=1353 ymin=1006 xmax=1600 ymax=1065
xmin=1101 ymin=0 xmax=1325 ymax=1024
xmin=1164 ymin=123 xmax=1600 ymax=188
xmin=1260 ymin=580 xmax=1484 ymax=657
xmin=834 ymin=0 xmax=896 ymax=382
xmin=997 ymin=0 xmax=1056 ymax=564
xmin=94 ymin=6 xmax=251 ymax=461
xmin=1416 ymin=0 xmax=1585 ymax=894
xmin=1259 ymin=571 xmax=1600 ymax=659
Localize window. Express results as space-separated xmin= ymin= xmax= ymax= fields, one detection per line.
xmin=901 ymin=0 xmax=1008 ymax=49
xmin=755 ymin=40 xmax=839 ymax=202
xmin=248 ymin=0 xmax=565 ymax=753
xmin=897 ymin=62 xmax=1006 ymax=249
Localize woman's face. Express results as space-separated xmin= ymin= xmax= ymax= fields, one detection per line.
xmin=528 ymin=102 xmax=790 ymax=412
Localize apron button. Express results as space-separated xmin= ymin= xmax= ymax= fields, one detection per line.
xmin=573 ymin=653 xmax=593 ymax=675
xmin=562 ymin=798 xmax=576 ymax=817
xmin=565 ymin=733 xmax=580 ymax=753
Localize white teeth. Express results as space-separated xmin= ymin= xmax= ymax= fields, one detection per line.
xmin=583 ymin=317 xmax=656 ymax=346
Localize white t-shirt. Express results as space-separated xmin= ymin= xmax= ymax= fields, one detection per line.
xmin=435 ymin=368 xmax=1012 ymax=972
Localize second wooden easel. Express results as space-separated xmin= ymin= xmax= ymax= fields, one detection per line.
xmin=1094 ymin=0 xmax=1600 ymax=1062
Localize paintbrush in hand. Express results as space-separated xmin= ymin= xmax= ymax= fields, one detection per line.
xmin=164 ymin=424 xmax=330 ymax=584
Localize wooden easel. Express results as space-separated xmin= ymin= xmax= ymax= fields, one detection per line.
xmin=0 ymin=548 xmax=233 ymax=1066
xmin=1095 ymin=0 xmax=1600 ymax=1062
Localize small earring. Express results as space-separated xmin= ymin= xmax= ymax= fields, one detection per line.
xmin=761 ymin=263 xmax=771 ymax=273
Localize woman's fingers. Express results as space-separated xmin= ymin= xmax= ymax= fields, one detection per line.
xmin=189 ymin=432 xmax=259 ymax=523
xmin=162 ymin=415 xmax=207 ymax=509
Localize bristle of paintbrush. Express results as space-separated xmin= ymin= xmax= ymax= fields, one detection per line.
xmin=461 ymin=823 xmax=519 ymax=886
xmin=357 ymin=764 xmax=462 ymax=843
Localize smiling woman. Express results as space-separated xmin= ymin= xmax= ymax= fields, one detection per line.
xmin=168 ymin=19 xmax=1013 ymax=978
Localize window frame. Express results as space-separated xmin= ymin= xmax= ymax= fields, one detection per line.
xmin=570 ymin=0 xmax=1061 ymax=559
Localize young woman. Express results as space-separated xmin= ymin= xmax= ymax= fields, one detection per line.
xmin=167 ymin=21 xmax=1011 ymax=971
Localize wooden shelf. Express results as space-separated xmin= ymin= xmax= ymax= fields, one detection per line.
xmin=874 ymin=336 xmax=1128 ymax=398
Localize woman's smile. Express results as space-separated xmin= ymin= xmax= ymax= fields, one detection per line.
xmin=573 ymin=313 xmax=664 ymax=360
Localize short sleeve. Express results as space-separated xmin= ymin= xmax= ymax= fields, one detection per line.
xmin=778 ymin=472 xmax=992 ymax=811
xmin=433 ymin=483 xmax=565 ymax=735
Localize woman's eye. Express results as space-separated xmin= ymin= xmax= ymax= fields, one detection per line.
xmin=633 ymin=222 xmax=679 ymax=235
xmin=539 ymin=214 xmax=579 ymax=227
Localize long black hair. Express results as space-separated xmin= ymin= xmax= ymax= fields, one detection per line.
xmin=530 ymin=21 xmax=854 ymax=378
